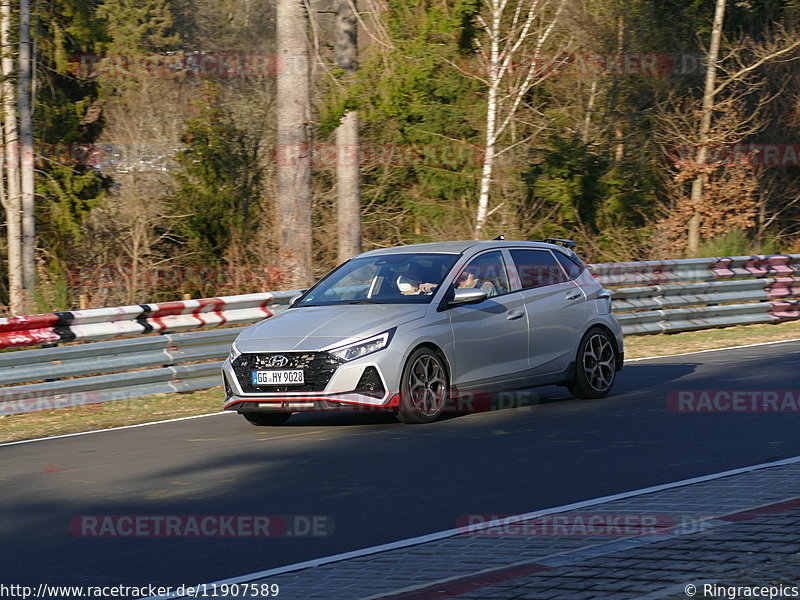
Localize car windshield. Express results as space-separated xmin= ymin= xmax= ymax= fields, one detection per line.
xmin=296 ymin=253 xmax=459 ymax=306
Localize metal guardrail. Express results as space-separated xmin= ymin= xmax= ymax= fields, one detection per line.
xmin=0 ymin=291 xmax=298 ymax=349
xmin=2 ymin=254 xmax=799 ymax=416
xmin=592 ymin=255 xmax=800 ymax=333
xmin=0 ymin=328 xmax=247 ymax=415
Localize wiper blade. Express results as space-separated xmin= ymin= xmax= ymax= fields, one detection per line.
xmin=343 ymin=300 xmax=381 ymax=304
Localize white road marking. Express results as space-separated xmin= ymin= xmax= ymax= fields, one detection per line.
xmin=0 ymin=412 xmax=234 ymax=448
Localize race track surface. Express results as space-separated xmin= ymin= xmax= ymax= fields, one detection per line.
xmin=2 ymin=341 xmax=798 ymax=588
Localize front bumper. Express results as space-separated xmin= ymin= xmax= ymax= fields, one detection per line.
xmin=221 ymin=348 xmax=404 ymax=413
xmin=224 ymin=394 xmax=401 ymax=413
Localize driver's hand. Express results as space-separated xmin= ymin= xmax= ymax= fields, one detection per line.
xmin=418 ymin=283 xmax=437 ymax=294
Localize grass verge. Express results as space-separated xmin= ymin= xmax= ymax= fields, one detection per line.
xmin=0 ymin=386 xmax=224 ymax=444
xmin=2 ymin=319 xmax=800 ymax=443
xmin=623 ymin=319 xmax=800 ymax=359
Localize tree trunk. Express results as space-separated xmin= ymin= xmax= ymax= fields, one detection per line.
xmin=475 ymin=0 xmax=501 ymax=239
xmin=18 ymin=0 xmax=34 ymax=295
xmin=335 ymin=0 xmax=361 ymax=263
xmin=276 ymin=0 xmax=313 ymax=288
xmin=687 ymin=0 xmax=726 ymax=256
xmin=581 ymin=79 xmax=597 ymax=144
xmin=1 ymin=0 xmax=22 ymax=314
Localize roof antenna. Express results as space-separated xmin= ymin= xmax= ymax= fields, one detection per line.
xmin=493 ymin=235 xmax=505 ymax=240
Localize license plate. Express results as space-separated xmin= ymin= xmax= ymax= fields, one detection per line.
xmin=251 ymin=370 xmax=305 ymax=385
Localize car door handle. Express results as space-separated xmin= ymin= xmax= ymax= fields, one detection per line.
xmin=507 ymin=309 xmax=525 ymax=320
xmin=565 ymin=291 xmax=582 ymax=301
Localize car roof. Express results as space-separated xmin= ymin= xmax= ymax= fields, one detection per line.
xmin=357 ymin=240 xmax=570 ymax=257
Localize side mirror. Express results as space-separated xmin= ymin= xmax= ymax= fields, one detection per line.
xmin=449 ymin=288 xmax=488 ymax=306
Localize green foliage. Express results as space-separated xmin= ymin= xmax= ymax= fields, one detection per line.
xmin=96 ymin=0 xmax=181 ymax=54
xmin=650 ymin=0 xmax=798 ymax=45
xmin=322 ymin=0 xmax=484 ymax=243
xmin=697 ymin=229 xmax=781 ymax=258
xmin=522 ymin=134 xmax=658 ymax=258
xmin=5 ymin=0 xmax=798 ymax=311
xmin=32 ymin=262 xmax=70 ymax=313
xmin=168 ymin=86 xmax=262 ymax=262
xmin=36 ymin=164 xmax=108 ymax=260
xmin=33 ymin=0 xmax=110 ymax=265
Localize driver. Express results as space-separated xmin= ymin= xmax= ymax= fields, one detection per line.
xmin=397 ymin=263 xmax=439 ymax=295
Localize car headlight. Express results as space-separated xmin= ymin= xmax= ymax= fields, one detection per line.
xmin=328 ymin=329 xmax=395 ymax=362
xmin=229 ymin=341 xmax=242 ymax=362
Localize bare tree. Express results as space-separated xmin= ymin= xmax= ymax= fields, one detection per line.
xmin=686 ymin=0 xmax=800 ymax=255
xmin=78 ymin=76 xmax=194 ymax=306
xmin=685 ymin=0 xmax=726 ymax=256
xmin=18 ymin=0 xmax=34 ymax=297
xmin=472 ymin=0 xmax=568 ymax=238
xmin=276 ymin=0 xmax=314 ymax=287
xmin=656 ymin=25 xmax=800 ymax=256
xmin=335 ymin=0 xmax=361 ymax=263
xmin=0 ymin=0 xmax=21 ymax=313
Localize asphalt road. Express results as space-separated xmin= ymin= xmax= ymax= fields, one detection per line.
xmin=2 ymin=340 xmax=800 ymax=589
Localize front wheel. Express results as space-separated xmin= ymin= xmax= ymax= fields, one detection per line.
xmin=396 ymin=348 xmax=449 ymax=424
xmin=568 ymin=328 xmax=618 ymax=399
xmin=242 ymin=412 xmax=292 ymax=426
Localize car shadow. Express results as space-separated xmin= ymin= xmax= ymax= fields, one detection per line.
xmin=277 ymin=362 xmax=700 ymax=427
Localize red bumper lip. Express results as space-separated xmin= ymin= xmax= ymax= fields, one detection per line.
xmin=224 ymin=394 xmax=400 ymax=411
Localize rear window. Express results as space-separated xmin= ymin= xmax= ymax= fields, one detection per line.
xmin=509 ymin=249 xmax=567 ymax=289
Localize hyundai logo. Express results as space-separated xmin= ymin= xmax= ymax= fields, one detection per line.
xmin=269 ymin=355 xmax=290 ymax=368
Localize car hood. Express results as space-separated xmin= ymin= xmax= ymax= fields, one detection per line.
xmin=235 ymin=304 xmax=427 ymax=352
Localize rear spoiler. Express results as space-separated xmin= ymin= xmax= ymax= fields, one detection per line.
xmin=538 ymin=238 xmax=576 ymax=249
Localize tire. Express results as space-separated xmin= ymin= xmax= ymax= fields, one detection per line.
xmin=396 ymin=348 xmax=449 ymax=424
xmin=567 ymin=327 xmax=618 ymax=399
xmin=242 ymin=412 xmax=292 ymax=426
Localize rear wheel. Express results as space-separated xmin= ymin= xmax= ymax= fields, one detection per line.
xmin=568 ymin=328 xmax=617 ymax=399
xmin=242 ymin=412 xmax=292 ymax=426
xmin=396 ymin=348 xmax=449 ymax=424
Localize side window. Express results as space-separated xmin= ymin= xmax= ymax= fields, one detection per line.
xmin=454 ymin=251 xmax=510 ymax=298
xmin=509 ymin=249 xmax=567 ymax=289
xmin=555 ymin=251 xmax=584 ymax=280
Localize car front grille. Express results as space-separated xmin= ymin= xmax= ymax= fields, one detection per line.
xmin=232 ymin=352 xmax=344 ymax=393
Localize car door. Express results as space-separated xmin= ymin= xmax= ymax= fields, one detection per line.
xmin=447 ymin=250 xmax=531 ymax=389
xmin=507 ymin=248 xmax=587 ymax=377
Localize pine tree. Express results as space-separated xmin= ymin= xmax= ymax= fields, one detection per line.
xmin=169 ymin=85 xmax=262 ymax=264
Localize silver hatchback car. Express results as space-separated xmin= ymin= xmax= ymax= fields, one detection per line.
xmin=222 ymin=239 xmax=623 ymax=425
